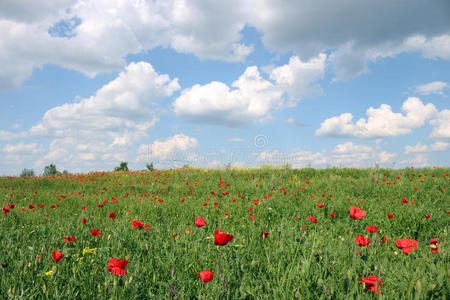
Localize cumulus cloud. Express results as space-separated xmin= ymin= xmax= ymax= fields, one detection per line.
xmin=414 ymin=81 xmax=448 ymax=96
xmin=331 ymin=142 xmax=397 ymax=165
xmin=332 ymin=142 xmax=373 ymax=154
xmin=0 ymin=142 xmax=45 ymax=174
xmin=405 ymin=141 xmax=450 ymax=153
xmin=316 ymin=97 xmax=438 ymax=138
xmin=429 ymin=110 xmax=450 ymax=138
xmin=174 ymin=54 xmax=325 ymax=126
xmin=2 ymin=142 xmax=43 ymax=154
xmin=0 ymin=0 xmax=254 ymax=89
xmin=173 ymin=66 xmax=283 ymax=126
xmin=253 ymin=141 xmax=397 ymax=168
xmin=25 ymin=61 xmax=179 ymax=170
xmin=136 ymin=134 xmax=198 ymax=164
xmin=270 ymin=54 xmax=326 ymax=105
xmin=30 ymin=62 xmax=179 ymax=136
xmin=248 ymin=0 xmax=450 ymax=81
xmin=2 ymin=1 xmax=450 ymax=88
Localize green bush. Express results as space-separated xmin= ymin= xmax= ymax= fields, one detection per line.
xmin=114 ymin=161 xmax=129 ymax=171
xmin=20 ymin=168 xmax=35 ymax=177
xmin=43 ymin=164 xmax=59 ymax=176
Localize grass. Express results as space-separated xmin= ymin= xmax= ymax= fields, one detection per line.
xmin=0 ymin=167 xmax=448 ymax=299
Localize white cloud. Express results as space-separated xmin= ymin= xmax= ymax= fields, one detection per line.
xmin=30 ymin=62 xmax=179 ymax=136
xmin=316 ymin=97 xmax=438 ymax=138
xmin=136 ymin=134 xmax=198 ymax=163
xmin=330 ymin=142 xmax=397 ymax=166
xmin=174 ymin=54 xmax=325 ymax=126
xmin=0 ymin=0 xmax=75 ymax=23
xmin=378 ymin=151 xmax=398 ymax=163
xmin=228 ymin=137 xmax=244 ymax=143
xmin=173 ymin=66 xmax=283 ymax=126
xmin=286 ymin=117 xmax=297 ymax=124
xmin=253 ymin=142 xmax=398 ymax=168
xmin=430 ymin=141 xmax=450 ymax=151
xmin=2 ymin=1 xmax=450 ymax=88
xmin=2 ymin=142 xmax=43 ymax=154
xmin=170 ymin=0 xmax=253 ymax=61
xmin=400 ymin=153 xmax=431 ymax=167
xmin=270 ymin=54 xmax=326 ymax=105
xmin=429 ymin=109 xmax=450 ymax=138
xmin=0 ymin=130 xmax=21 ymax=141
xmin=332 ymin=142 xmax=373 ymax=154
xmin=255 ymin=149 xmax=325 ymax=168
xmin=414 ymin=81 xmax=448 ymax=96
xmin=405 ymin=141 xmax=450 ymax=153
xmin=248 ymin=1 xmax=450 ymax=81
xmin=404 ymin=142 xmax=429 ymax=154
xmin=25 ymin=61 xmax=179 ymax=171
xmin=0 ymin=0 xmax=254 ymax=89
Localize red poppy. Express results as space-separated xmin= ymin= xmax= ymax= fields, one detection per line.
xmin=198 ymin=270 xmax=214 ymax=283
xmin=144 ymin=224 xmax=150 ymax=231
xmin=329 ymin=212 xmax=336 ymax=217
xmin=401 ymin=198 xmax=408 ymax=204
xmin=395 ymin=239 xmax=418 ymax=255
xmin=214 ymin=230 xmax=234 ymax=246
xmin=366 ymin=226 xmax=378 ymax=233
xmin=260 ymin=231 xmax=269 ymax=238
xmin=355 ymin=235 xmax=370 ymax=247
xmin=107 ymin=258 xmax=128 ymax=276
xmin=360 ymin=275 xmax=382 ymax=294
xmin=81 ymin=218 xmax=87 ymax=224
xmin=131 ymin=220 xmax=143 ymax=229
xmin=52 ymin=250 xmax=64 ymax=262
xmin=90 ymin=229 xmax=101 ymax=236
xmin=381 ymin=237 xmax=388 ymax=243
xmin=387 ymin=213 xmax=394 ymax=220
xmin=430 ymin=238 xmax=439 ymax=253
xmin=424 ymin=214 xmax=430 ymax=219
xmin=350 ymin=206 xmax=366 ymax=220
xmin=249 ymin=215 xmax=255 ymax=220
xmin=2 ymin=206 xmax=9 ymax=215
xmin=317 ymin=203 xmax=324 ymax=208
xmin=63 ymin=236 xmax=76 ymax=243
xmin=108 ymin=212 xmax=116 ymax=219
xmin=308 ymin=216 xmax=317 ymax=223
xmin=195 ymin=217 xmax=206 ymax=227
xmin=301 ymin=226 xmax=306 ymax=231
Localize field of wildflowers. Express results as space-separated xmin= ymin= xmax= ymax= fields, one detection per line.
xmin=0 ymin=167 xmax=448 ymax=298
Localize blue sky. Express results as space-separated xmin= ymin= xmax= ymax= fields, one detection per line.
xmin=0 ymin=0 xmax=449 ymax=175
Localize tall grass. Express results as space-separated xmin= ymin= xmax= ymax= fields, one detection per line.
xmin=0 ymin=167 xmax=448 ymax=298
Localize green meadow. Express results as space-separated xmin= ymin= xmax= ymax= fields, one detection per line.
xmin=0 ymin=167 xmax=448 ymax=299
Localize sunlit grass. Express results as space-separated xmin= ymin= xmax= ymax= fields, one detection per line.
xmin=0 ymin=167 xmax=448 ymax=298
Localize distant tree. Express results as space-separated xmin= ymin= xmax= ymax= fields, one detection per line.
xmin=114 ymin=162 xmax=129 ymax=171
xmin=20 ymin=168 xmax=35 ymax=177
xmin=146 ymin=163 xmax=155 ymax=171
xmin=43 ymin=164 xmax=59 ymax=176
xmin=62 ymin=170 xmax=69 ymax=175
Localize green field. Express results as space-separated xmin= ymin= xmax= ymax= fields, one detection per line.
xmin=0 ymin=167 xmax=448 ymax=299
